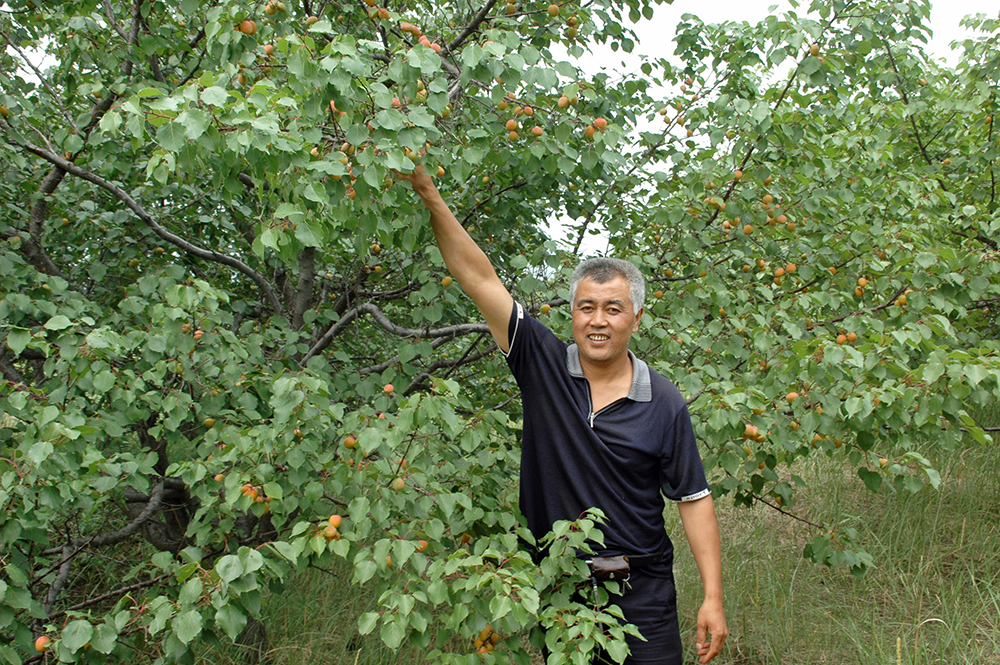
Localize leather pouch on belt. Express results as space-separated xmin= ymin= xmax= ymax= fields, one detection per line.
xmin=590 ymin=555 xmax=630 ymax=581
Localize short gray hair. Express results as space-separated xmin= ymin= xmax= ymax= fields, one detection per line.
xmin=569 ymin=258 xmax=645 ymax=315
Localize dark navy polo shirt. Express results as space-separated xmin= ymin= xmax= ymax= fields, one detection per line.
xmin=504 ymin=302 xmax=710 ymax=574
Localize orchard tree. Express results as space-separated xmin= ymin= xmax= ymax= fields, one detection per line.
xmin=1 ymin=0 xmax=999 ymax=663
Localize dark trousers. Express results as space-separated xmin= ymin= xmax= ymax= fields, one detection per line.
xmin=542 ymin=569 xmax=683 ymax=665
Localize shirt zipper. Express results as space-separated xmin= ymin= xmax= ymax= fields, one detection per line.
xmin=585 ymin=381 xmax=625 ymax=428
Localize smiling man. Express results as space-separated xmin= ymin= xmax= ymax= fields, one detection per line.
xmin=400 ymin=165 xmax=727 ymax=664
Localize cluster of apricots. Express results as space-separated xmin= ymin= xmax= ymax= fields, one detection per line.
xmin=473 ymin=624 xmax=501 ymax=655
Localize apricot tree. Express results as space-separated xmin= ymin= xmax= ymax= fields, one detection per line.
xmin=1 ymin=0 xmax=999 ymax=662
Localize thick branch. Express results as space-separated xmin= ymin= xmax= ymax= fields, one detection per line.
xmin=41 ymin=480 xmax=166 ymax=557
xmin=949 ymin=226 xmax=998 ymax=250
xmin=42 ymin=547 xmax=73 ymax=617
xmin=20 ymin=141 xmax=284 ymax=315
xmin=302 ymin=303 xmax=490 ymax=365
xmin=103 ymin=0 xmax=129 ymax=41
xmin=0 ymin=351 xmax=27 ymax=385
xmin=443 ymin=0 xmax=500 ymax=56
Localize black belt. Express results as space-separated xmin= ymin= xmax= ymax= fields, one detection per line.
xmin=623 ymin=552 xmax=665 ymax=569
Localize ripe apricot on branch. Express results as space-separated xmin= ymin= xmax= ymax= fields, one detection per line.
xmin=35 ymin=636 xmax=52 ymax=653
xmin=548 ymin=4 xmax=560 ymax=17
xmin=239 ymin=20 xmax=257 ymax=35
xmin=593 ymin=117 xmax=608 ymax=130
xmin=343 ymin=435 xmax=357 ymax=449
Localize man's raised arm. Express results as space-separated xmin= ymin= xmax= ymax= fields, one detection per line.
xmin=399 ymin=165 xmax=515 ymax=352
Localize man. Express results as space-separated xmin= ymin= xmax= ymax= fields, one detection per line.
xmin=400 ymin=165 xmax=728 ymax=664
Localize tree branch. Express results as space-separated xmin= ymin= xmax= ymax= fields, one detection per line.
xmin=357 ymin=335 xmax=453 ymax=375
xmin=41 ymin=480 xmax=166 ymax=557
xmin=0 ymin=350 xmax=28 ymax=386
xmin=103 ymin=0 xmax=129 ymax=41
xmin=292 ymin=247 xmax=316 ymax=330
xmin=443 ymin=0 xmax=500 ymax=56
xmin=42 ymin=547 xmax=73 ymax=617
xmin=0 ymin=30 xmax=75 ymax=129
xmin=19 ymin=141 xmax=284 ymax=315
xmin=403 ymin=347 xmax=495 ymax=395
xmin=302 ymin=303 xmax=490 ymax=365
xmin=47 ymin=574 xmax=170 ymax=622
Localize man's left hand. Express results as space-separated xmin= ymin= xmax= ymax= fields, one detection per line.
xmin=694 ymin=598 xmax=728 ymax=663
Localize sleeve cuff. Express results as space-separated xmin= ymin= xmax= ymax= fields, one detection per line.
xmin=672 ymin=487 xmax=711 ymax=503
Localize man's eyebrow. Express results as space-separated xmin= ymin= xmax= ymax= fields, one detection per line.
xmin=574 ymin=297 xmax=627 ymax=307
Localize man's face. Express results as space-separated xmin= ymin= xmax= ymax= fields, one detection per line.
xmin=571 ymin=275 xmax=642 ymax=367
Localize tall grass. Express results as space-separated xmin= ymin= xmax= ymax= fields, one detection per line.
xmin=200 ymin=432 xmax=1000 ymax=665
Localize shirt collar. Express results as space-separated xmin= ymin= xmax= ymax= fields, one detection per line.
xmin=565 ymin=345 xmax=652 ymax=402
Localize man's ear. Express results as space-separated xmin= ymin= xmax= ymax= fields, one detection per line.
xmin=632 ymin=307 xmax=644 ymax=332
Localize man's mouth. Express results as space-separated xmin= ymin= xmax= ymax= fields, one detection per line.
xmin=588 ymin=334 xmax=610 ymax=341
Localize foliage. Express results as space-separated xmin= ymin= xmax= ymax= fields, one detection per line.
xmin=1 ymin=0 xmax=999 ymax=662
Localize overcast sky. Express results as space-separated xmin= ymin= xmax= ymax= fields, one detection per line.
xmin=584 ymin=0 xmax=996 ymax=70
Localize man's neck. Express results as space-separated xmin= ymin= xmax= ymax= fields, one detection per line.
xmin=581 ymin=353 xmax=633 ymax=388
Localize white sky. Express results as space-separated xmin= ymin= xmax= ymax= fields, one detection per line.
xmin=550 ymin=1 xmax=998 ymax=253
xmin=587 ymin=0 xmax=995 ymax=70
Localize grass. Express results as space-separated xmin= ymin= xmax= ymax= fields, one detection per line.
xmin=668 ymin=437 xmax=1000 ymax=665
xmin=197 ymin=435 xmax=1000 ymax=665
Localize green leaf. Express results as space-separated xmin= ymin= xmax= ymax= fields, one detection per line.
xmin=93 ymin=370 xmax=116 ymax=393
xmin=604 ymin=637 xmax=629 ymax=663
xmin=43 ymin=315 xmax=73 ymax=330
xmin=62 ymin=619 xmax=94 ymax=652
xmin=215 ymin=555 xmax=244 ymax=582
xmin=156 ymin=122 xmax=188 ymax=152
xmin=200 ymin=86 xmax=229 ymax=106
xmin=358 ymin=611 xmax=379 ymax=635
xmin=178 ymin=109 xmax=211 ymax=140
xmin=858 ymin=467 xmax=882 ymax=493
xmin=5 ymin=329 xmax=30 ymax=356
xmin=380 ymin=618 xmax=405 ymax=649
xmin=215 ymin=604 xmax=247 ymax=641
xmin=171 ymin=609 xmax=204 ymax=645
xmin=90 ymin=624 xmax=119 ymax=654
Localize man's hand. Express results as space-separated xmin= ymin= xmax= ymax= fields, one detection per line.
xmin=395 ymin=162 xmax=433 ymax=194
xmin=695 ymin=598 xmax=728 ymax=663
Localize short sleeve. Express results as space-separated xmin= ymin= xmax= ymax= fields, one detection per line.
xmin=660 ymin=406 xmax=711 ymax=502
xmin=504 ymin=301 xmax=566 ymax=385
